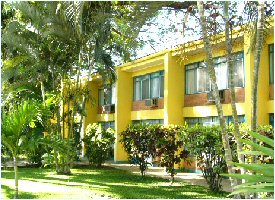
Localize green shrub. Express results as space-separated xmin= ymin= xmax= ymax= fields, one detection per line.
xmin=182 ymin=125 xmax=227 ymax=192
xmin=155 ymin=125 xmax=190 ymax=183
xmin=120 ymin=124 xmax=157 ymax=176
xmin=83 ymin=123 xmax=115 ymax=167
xmin=42 ymin=134 xmax=76 ymax=174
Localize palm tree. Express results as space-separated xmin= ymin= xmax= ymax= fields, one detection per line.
xmin=197 ymin=1 xmax=236 ymax=191
xmin=1 ymin=100 xmax=39 ymax=198
xmin=223 ymin=0 xmax=245 ymax=174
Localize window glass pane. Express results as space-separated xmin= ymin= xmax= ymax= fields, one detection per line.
xmin=215 ymin=61 xmax=228 ymax=90
xmin=212 ymin=116 xmax=219 ymax=125
xmin=160 ymin=76 xmax=164 ymax=97
xmin=270 ymin=44 xmax=274 ymax=84
xmin=233 ymin=58 xmax=244 ymax=87
xmin=135 ymin=80 xmax=141 ymax=100
xmin=111 ymin=84 xmax=116 ymax=104
xmin=270 ymin=114 xmax=274 ymax=128
xmin=104 ymin=88 xmax=112 ymax=105
xmin=142 ymin=79 xmax=150 ymax=99
xmin=151 ymin=77 xmax=160 ymax=98
xmin=186 ymin=63 xmax=197 ymax=70
xmin=238 ymin=115 xmax=245 ymax=123
xmin=151 ymin=72 xmax=159 ymax=78
xmin=214 ymin=56 xmax=226 ymax=64
xmin=197 ymin=66 xmax=210 ymax=92
xmin=99 ymin=89 xmax=104 ymax=106
xmin=186 ymin=69 xmax=196 ymax=94
xmin=185 ymin=117 xmax=199 ymax=127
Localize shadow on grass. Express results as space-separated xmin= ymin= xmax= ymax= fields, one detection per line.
xmin=1 ymin=166 xmax=229 ymax=199
xmin=1 ymin=185 xmax=39 ymax=199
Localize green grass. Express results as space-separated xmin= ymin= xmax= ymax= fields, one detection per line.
xmin=1 ymin=166 xmax=229 ymax=199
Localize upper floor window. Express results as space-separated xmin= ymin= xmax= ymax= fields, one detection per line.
xmin=134 ymin=70 xmax=164 ymax=101
xmin=185 ymin=52 xmax=244 ymax=94
xmin=269 ymin=44 xmax=274 ymax=84
xmin=99 ymin=84 xmax=115 ymax=106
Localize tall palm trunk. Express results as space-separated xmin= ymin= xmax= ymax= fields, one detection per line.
xmin=78 ymin=54 xmax=94 ymax=157
xmin=197 ymin=1 xmax=235 ymax=191
xmin=251 ymin=2 xmax=265 ymax=132
xmin=223 ymin=1 xmax=245 ymax=173
xmin=13 ymin=155 xmax=19 ymax=199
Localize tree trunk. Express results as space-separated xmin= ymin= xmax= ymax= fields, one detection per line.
xmin=13 ymin=156 xmax=19 ymax=199
xmin=223 ymin=3 xmax=245 ymax=197
xmin=223 ymin=0 xmax=246 ymax=172
xmin=78 ymin=55 xmax=94 ymax=157
xmin=197 ymin=1 xmax=235 ymax=191
xmin=251 ymin=2 xmax=265 ymax=132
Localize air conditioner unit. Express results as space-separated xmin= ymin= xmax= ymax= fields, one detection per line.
xmin=103 ymin=104 xmax=115 ymax=113
xmin=145 ymin=98 xmax=158 ymax=107
xmin=207 ymin=90 xmax=225 ymax=102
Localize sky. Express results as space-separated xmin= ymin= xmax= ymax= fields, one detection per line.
xmin=134 ymin=1 xmax=246 ymax=60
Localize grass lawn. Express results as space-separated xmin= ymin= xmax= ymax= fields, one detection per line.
xmin=1 ymin=166 xmax=229 ymax=199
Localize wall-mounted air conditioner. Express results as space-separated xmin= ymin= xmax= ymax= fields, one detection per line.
xmin=103 ymin=104 xmax=115 ymax=113
xmin=145 ymin=98 xmax=158 ymax=107
xmin=207 ymin=90 xmax=225 ymax=102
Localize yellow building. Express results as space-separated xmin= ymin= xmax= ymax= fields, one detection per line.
xmin=83 ymin=28 xmax=274 ymax=172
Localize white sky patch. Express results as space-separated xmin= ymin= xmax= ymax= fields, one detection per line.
xmin=134 ymin=1 xmax=246 ymax=59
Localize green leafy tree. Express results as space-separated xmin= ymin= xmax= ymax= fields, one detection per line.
xmin=155 ymin=125 xmax=189 ymax=184
xmin=1 ymin=100 xmax=40 ymax=198
xmin=82 ymin=123 xmax=115 ymax=167
xmin=120 ymin=124 xmax=157 ymax=177
xmin=182 ymin=125 xmax=227 ymax=192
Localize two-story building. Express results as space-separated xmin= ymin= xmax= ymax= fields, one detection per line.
xmin=83 ymin=28 xmax=274 ymax=172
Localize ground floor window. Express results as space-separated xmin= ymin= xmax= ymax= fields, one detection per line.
xmin=270 ymin=113 xmax=274 ymax=128
xmin=132 ymin=119 xmax=164 ymax=125
xmin=98 ymin=121 xmax=115 ymax=160
xmin=98 ymin=121 xmax=115 ymax=130
xmin=185 ymin=115 xmax=245 ymax=127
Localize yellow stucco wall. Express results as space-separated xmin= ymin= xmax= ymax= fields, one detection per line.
xmin=183 ymin=103 xmax=246 ymax=117
xmin=115 ymin=68 xmax=132 ymax=162
xmin=131 ymin=109 xmax=164 ymax=120
xmin=84 ymin=81 xmax=99 ymax=128
xmin=164 ymin=53 xmax=184 ymax=125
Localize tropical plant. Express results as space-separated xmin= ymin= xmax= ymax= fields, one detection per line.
xmin=182 ymin=125 xmax=227 ymax=192
xmin=42 ymin=134 xmax=77 ymax=174
xmin=82 ymin=123 xmax=115 ymax=167
xmin=155 ymin=125 xmax=190 ymax=184
xmin=120 ymin=124 xmax=157 ymax=177
xmin=1 ymin=100 xmax=40 ymax=198
xmin=222 ymin=130 xmax=274 ymax=198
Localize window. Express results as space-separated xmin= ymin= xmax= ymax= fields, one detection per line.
xmin=185 ymin=52 xmax=244 ymax=94
xmin=132 ymin=119 xmax=164 ymax=125
xmin=185 ymin=115 xmax=245 ymax=127
xmin=134 ymin=71 xmax=164 ymax=101
xmin=99 ymin=121 xmax=115 ymax=130
xmin=185 ymin=63 xmax=210 ymax=95
xmin=98 ymin=84 xmax=115 ymax=106
xmin=269 ymin=44 xmax=274 ymax=84
xmin=214 ymin=56 xmax=228 ymax=90
xmin=270 ymin=114 xmax=274 ymax=128
xmin=233 ymin=53 xmax=245 ymax=88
